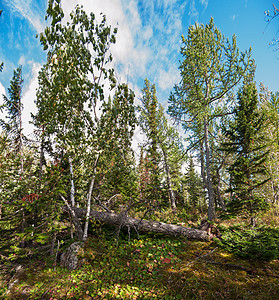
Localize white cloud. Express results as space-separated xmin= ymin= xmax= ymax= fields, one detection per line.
xmin=18 ymin=55 xmax=26 ymax=66
xmin=68 ymin=1 xmax=183 ymax=75
xmin=21 ymin=62 xmax=41 ymax=137
xmin=142 ymin=26 xmax=153 ymax=41
xmin=4 ymin=0 xmax=188 ymax=143
xmin=231 ymin=14 xmax=238 ymax=21
xmin=4 ymin=0 xmax=186 ymax=101
xmin=189 ymin=0 xmax=199 ymax=19
xmin=189 ymin=0 xmax=209 ymax=20
xmin=157 ymin=65 xmax=180 ymax=91
xmin=0 ymin=82 xmax=6 ymax=97
xmin=200 ymin=0 xmax=208 ymax=9
xmin=3 ymin=0 xmax=45 ymax=33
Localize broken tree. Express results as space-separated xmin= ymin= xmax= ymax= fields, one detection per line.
xmin=64 ymin=206 xmax=211 ymax=242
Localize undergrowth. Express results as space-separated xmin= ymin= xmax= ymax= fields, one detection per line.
xmin=0 ymin=210 xmax=279 ymax=299
xmin=217 ymin=225 xmax=279 ymax=261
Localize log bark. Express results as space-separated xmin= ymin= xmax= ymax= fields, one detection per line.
xmin=67 ymin=207 xmax=211 ymax=241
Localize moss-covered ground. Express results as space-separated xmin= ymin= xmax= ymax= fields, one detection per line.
xmin=1 ymin=209 xmax=279 ymax=299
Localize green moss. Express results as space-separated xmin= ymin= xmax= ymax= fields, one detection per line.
xmin=1 ymin=216 xmax=279 ymax=299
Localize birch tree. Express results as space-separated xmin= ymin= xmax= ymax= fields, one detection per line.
xmin=34 ymin=0 xmax=136 ymax=240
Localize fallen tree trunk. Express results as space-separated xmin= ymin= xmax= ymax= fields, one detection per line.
xmin=65 ymin=207 xmax=211 ymax=241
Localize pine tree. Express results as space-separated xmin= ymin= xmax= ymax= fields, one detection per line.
xmin=223 ymin=81 xmax=270 ymax=225
xmin=168 ymin=18 xmax=254 ymax=220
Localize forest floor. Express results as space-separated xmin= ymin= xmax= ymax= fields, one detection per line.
xmin=1 ymin=209 xmax=279 ymax=299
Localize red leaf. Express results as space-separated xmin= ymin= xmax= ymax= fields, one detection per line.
xmin=163 ymin=258 xmax=171 ymax=264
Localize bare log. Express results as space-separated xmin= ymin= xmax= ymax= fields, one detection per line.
xmin=67 ymin=207 xmax=211 ymax=241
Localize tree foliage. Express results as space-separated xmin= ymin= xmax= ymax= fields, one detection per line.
xmin=33 ymin=0 xmax=136 ymax=240
xmin=138 ymin=79 xmax=185 ymax=212
xmin=222 ymin=81 xmax=270 ymax=224
xmin=0 ymin=3 xmax=278 ymax=275
xmin=184 ymin=156 xmax=205 ymax=209
xmin=1 ymin=66 xmax=24 ymax=154
xmin=168 ymin=18 xmax=254 ymax=220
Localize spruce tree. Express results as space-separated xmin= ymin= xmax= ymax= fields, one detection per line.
xmin=138 ymin=79 xmax=161 ymax=208
xmin=1 ymin=66 xmax=24 ymax=159
xmin=259 ymin=85 xmax=279 ymax=205
xmin=139 ymin=79 xmax=185 ymax=211
xmin=223 ymin=81 xmax=270 ymax=225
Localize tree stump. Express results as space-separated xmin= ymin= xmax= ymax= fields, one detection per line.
xmin=199 ymin=220 xmax=221 ymax=239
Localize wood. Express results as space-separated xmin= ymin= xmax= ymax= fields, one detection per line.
xmin=66 ymin=207 xmax=211 ymax=241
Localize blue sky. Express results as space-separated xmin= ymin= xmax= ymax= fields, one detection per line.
xmin=0 ymin=0 xmax=278 ymax=136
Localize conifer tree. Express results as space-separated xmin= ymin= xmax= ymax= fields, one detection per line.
xmin=138 ymin=79 xmax=161 ymax=207
xmin=1 ymin=66 xmax=24 ymax=172
xmin=157 ymin=104 xmax=185 ymax=212
xmin=185 ymin=156 xmax=205 ymax=209
xmin=168 ymin=18 xmax=254 ymax=220
xmin=223 ymin=81 xmax=270 ymax=225
xmin=259 ymin=85 xmax=279 ymax=205
xmin=139 ymin=79 xmax=185 ymax=211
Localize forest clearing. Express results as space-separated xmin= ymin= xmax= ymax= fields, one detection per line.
xmin=0 ymin=0 xmax=279 ymax=299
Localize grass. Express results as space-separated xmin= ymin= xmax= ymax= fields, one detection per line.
xmin=1 ymin=209 xmax=279 ymax=299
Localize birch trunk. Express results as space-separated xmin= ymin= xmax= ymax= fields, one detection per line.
xmin=61 ymin=195 xmax=84 ymax=240
xmin=83 ymin=154 xmax=99 ymax=241
xmin=69 ymin=156 xmax=75 ymax=207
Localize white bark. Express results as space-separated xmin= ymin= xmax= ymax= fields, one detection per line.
xmin=83 ymin=154 xmax=99 ymax=241
xmin=61 ymin=195 xmax=83 ymax=240
xmin=69 ymin=156 xmax=75 ymax=207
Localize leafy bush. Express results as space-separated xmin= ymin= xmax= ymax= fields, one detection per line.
xmin=217 ymin=225 xmax=279 ymax=261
